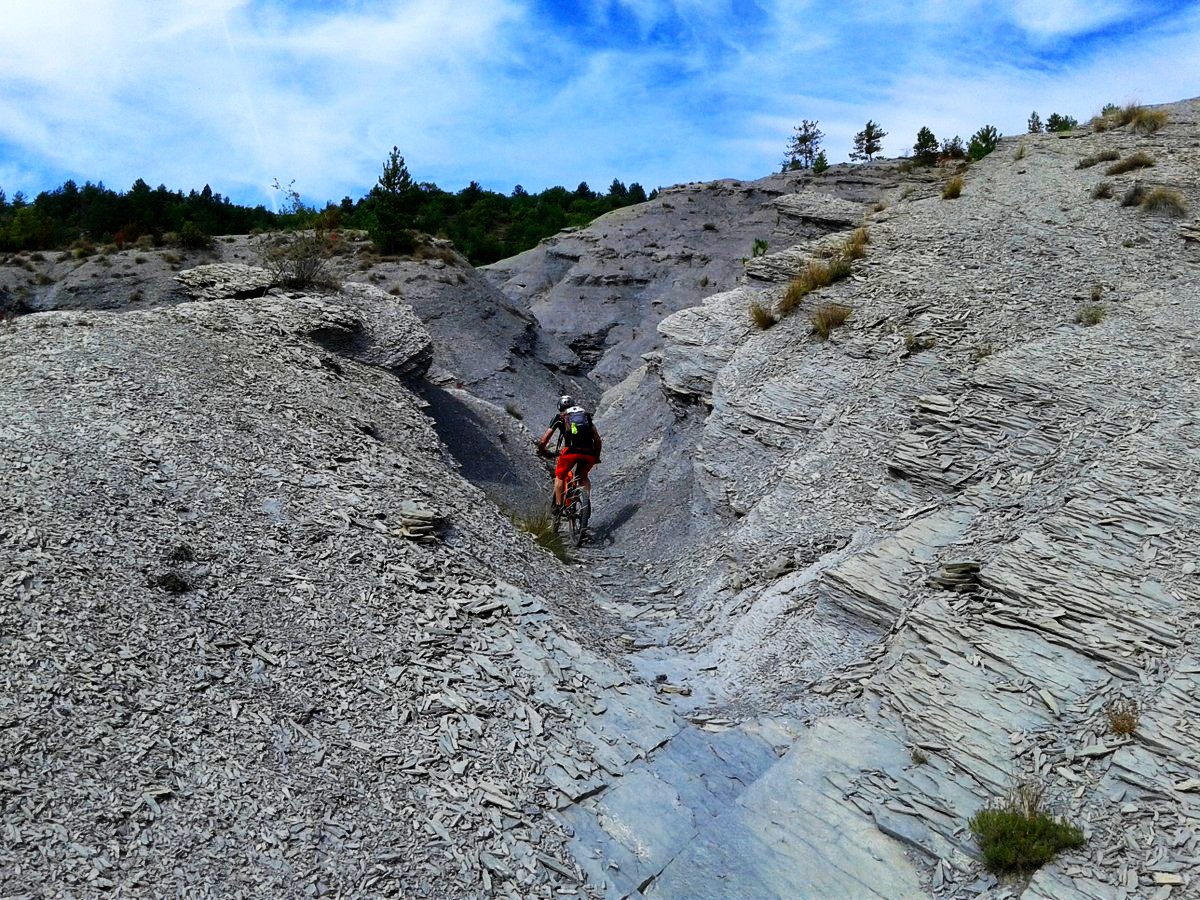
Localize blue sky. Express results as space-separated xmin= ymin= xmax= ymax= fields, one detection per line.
xmin=1 ymin=0 xmax=1198 ymax=209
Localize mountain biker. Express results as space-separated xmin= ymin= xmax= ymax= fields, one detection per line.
xmin=536 ymin=395 xmax=602 ymax=533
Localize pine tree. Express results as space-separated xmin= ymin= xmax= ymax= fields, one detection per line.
xmin=1045 ymin=113 xmax=1078 ymax=132
xmin=967 ymin=125 xmax=1001 ymax=161
xmin=812 ymin=151 xmax=829 ymax=174
xmin=783 ymin=119 xmax=825 ymax=170
xmin=913 ymin=127 xmax=939 ymax=165
xmin=1027 ymin=111 xmax=1043 ymax=133
xmin=850 ymin=121 xmax=887 ymax=162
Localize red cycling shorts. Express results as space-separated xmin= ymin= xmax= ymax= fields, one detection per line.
xmin=556 ymin=451 xmax=596 ymax=482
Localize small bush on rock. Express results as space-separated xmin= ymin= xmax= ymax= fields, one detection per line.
xmin=1105 ymin=152 xmax=1155 ymax=176
xmin=256 ymin=231 xmax=338 ymax=289
xmin=942 ymin=176 xmax=964 ymax=199
xmin=751 ymin=238 xmax=769 ymax=258
xmin=1091 ymin=182 xmax=1114 ymax=200
xmin=1105 ymin=698 xmax=1139 ymax=736
xmin=1075 ymin=304 xmax=1106 ymax=326
xmin=779 ymin=258 xmax=850 ymax=316
xmin=1140 ymin=188 xmax=1188 ymax=217
xmin=970 ymin=780 xmax=1085 ymax=875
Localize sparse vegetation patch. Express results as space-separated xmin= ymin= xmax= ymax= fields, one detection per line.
xmin=942 ymin=176 xmax=964 ymax=199
xmin=750 ymin=301 xmax=778 ymax=330
xmin=1090 ymin=182 xmax=1114 ymax=200
xmin=1140 ymin=188 xmax=1188 ymax=217
xmin=810 ymin=303 xmax=852 ymax=340
xmin=1105 ymin=698 xmax=1139 ymax=736
xmin=511 ymin=511 xmax=571 ymax=563
xmin=969 ymin=780 xmax=1085 ymax=875
xmin=1075 ymin=304 xmax=1106 ymax=327
xmin=1076 ymin=150 xmax=1119 ymax=169
xmin=1105 ymin=152 xmax=1155 ymax=176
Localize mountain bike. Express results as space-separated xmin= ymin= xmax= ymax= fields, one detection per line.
xmin=560 ymin=465 xmax=590 ymax=548
xmin=536 ymin=447 xmax=591 ymax=548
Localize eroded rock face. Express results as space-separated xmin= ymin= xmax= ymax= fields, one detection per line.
xmin=505 ymin=100 xmax=1200 ymax=897
xmin=0 ymin=294 xmax=671 ymax=898
xmin=484 ymin=165 xmax=916 ymax=386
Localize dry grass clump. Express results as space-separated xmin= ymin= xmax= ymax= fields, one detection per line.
xmin=1076 ymin=150 xmax=1119 ymax=169
xmin=1105 ymin=698 xmax=1139 ymax=736
xmin=779 ymin=257 xmax=851 ymax=316
xmin=1129 ymin=106 xmax=1169 ymax=134
xmin=1121 ymin=183 xmax=1148 ymax=207
xmin=1105 ymin=151 xmax=1155 ymax=176
xmin=1090 ymin=182 xmax=1114 ymax=200
xmin=1014 ymin=143 xmax=1027 ymax=161
xmin=904 ymin=331 xmax=936 ymax=354
xmin=1075 ymin=304 xmax=1106 ymax=327
xmin=511 ymin=511 xmax=571 ymax=563
xmin=970 ymin=779 xmax=1085 ymax=876
xmin=1140 ymin=187 xmax=1188 ymax=217
xmin=750 ymin=301 xmax=778 ymax=330
xmin=1093 ymin=103 xmax=1168 ymax=134
xmin=810 ymin=303 xmax=852 ymax=340
xmin=942 ymin=176 xmax=964 ymax=199
xmin=841 ymin=227 xmax=870 ymax=260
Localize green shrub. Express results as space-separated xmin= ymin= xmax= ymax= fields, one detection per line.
xmin=256 ymin=231 xmax=337 ymax=289
xmin=1077 ymin=150 xmax=1119 ymax=169
xmin=1075 ymin=304 xmax=1106 ymax=326
xmin=1045 ymin=113 xmax=1078 ymax=132
xmin=810 ymin=304 xmax=852 ymax=340
xmin=751 ymin=238 xmax=769 ymax=257
xmin=942 ymin=176 xmax=964 ymax=199
xmin=812 ymin=151 xmax=829 ymax=174
xmin=176 ymin=221 xmax=212 ymax=251
xmin=1105 ymin=152 xmax=1155 ymax=176
xmin=967 ymin=125 xmax=1000 ymax=161
xmin=1091 ymin=182 xmax=1114 ymax=200
xmin=970 ymin=781 xmax=1085 ymax=875
xmin=1141 ymin=188 xmax=1188 ymax=217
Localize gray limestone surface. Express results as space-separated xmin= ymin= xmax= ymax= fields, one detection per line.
xmin=4 ymin=98 xmax=1200 ymax=899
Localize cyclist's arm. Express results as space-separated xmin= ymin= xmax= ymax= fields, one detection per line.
xmin=536 ymin=427 xmax=554 ymax=453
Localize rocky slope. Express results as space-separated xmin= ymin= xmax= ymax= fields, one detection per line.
xmin=533 ymin=99 xmax=1200 ymax=897
xmin=3 ymin=97 xmax=1200 ymax=899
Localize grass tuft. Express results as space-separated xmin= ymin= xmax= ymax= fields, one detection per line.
xmin=1105 ymin=151 xmax=1155 ymax=176
xmin=1014 ymin=143 xmax=1027 ymax=161
xmin=942 ymin=176 xmax=964 ymax=199
xmin=1140 ymin=187 xmax=1188 ymax=217
xmin=1075 ymin=304 xmax=1106 ymax=327
xmin=1105 ymin=698 xmax=1139 ymax=737
xmin=841 ymin=227 xmax=870 ymax=260
xmin=779 ymin=257 xmax=851 ymax=316
xmin=810 ymin=303 xmax=852 ymax=340
xmin=1129 ymin=107 xmax=1169 ymax=134
xmin=1076 ymin=150 xmax=1119 ymax=169
xmin=1090 ymin=182 xmax=1114 ymax=200
xmin=1121 ymin=183 xmax=1148 ymax=207
xmin=904 ymin=331 xmax=936 ymax=354
xmin=750 ymin=301 xmax=778 ymax=330
xmin=969 ymin=780 xmax=1085 ymax=876
xmin=511 ymin=511 xmax=571 ymax=563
